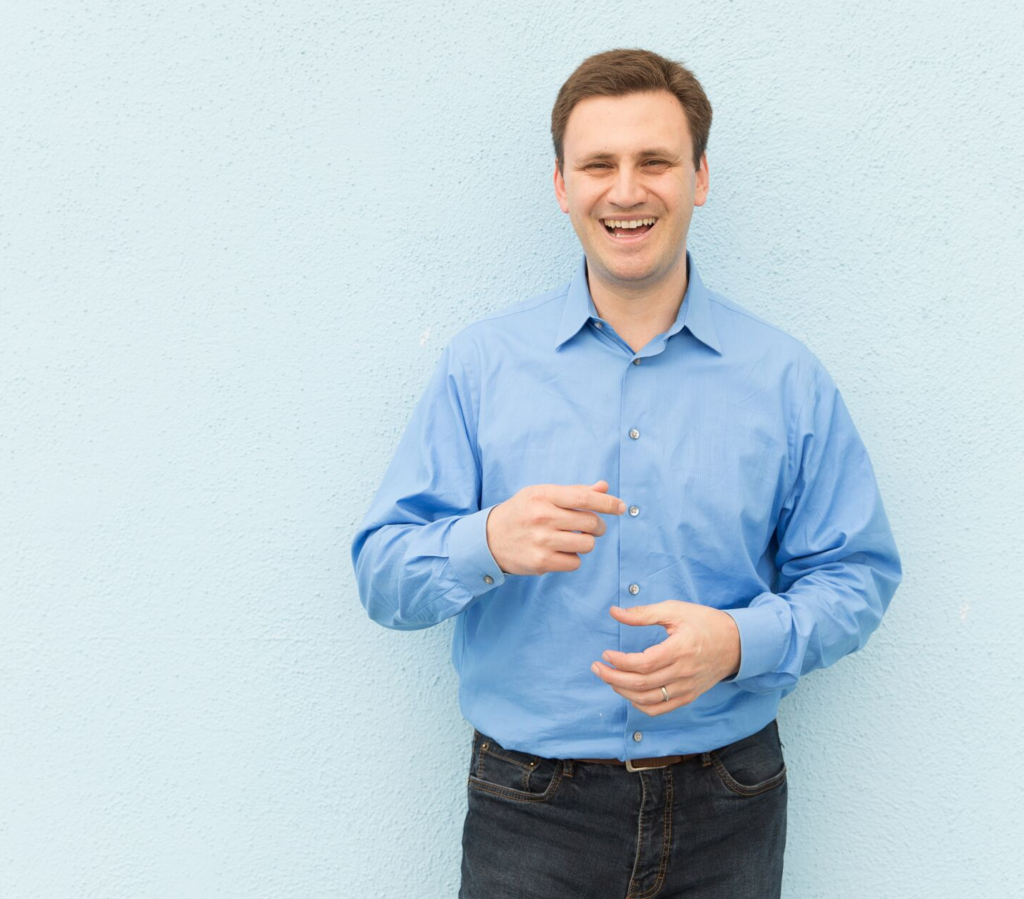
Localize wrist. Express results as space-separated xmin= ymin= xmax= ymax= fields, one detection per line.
xmin=718 ymin=610 xmax=741 ymax=679
xmin=485 ymin=503 xmax=509 ymax=574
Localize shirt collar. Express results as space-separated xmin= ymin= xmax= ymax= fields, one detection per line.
xmin=554 ymin=249 xmax=722 ymax=355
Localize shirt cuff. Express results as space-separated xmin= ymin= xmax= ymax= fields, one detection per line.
xmin=720 ymin=595 xmax=789 ymax=682
xmin=447 ymin=504 xmax=506 ymax=599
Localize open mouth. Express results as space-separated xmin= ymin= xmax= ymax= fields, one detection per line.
xmin=601 ymin=217 xmax=657 ymax=243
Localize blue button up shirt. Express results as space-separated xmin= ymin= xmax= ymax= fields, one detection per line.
xmin=351 ymin=251 xmax=902 ymax=760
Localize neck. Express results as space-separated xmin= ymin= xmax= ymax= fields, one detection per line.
xmin=586 ymin=251 xmax=689 ymax=347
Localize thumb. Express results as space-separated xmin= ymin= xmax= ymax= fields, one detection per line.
xmin=609 ymin=601 xmax=677 ymax=626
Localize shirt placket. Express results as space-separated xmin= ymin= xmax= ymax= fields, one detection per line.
xmin=599 ymin=321 xmax=663 ymax=760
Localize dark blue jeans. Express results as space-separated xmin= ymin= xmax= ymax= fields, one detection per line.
xmin=459 ymin=718 xmax=787 ymax=898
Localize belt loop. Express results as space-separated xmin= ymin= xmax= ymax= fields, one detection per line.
xmin=562 ymin=758 xmax=575 ymax=777
xmin=701 ymin=751 xmax=712 ymax=767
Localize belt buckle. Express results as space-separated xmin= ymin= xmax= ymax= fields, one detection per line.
xmin=625 ymin=757 xmax=670 ymax=772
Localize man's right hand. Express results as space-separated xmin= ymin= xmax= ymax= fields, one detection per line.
xmin=484 ymin=480 xmax=626 ymax=576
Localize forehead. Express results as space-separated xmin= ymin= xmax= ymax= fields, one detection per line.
xmin=563 ymin=90 xmax=690 ymax=158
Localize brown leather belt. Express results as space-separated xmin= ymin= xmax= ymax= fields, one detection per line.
xmin=574 ymin=753 xmax=699 ymax=772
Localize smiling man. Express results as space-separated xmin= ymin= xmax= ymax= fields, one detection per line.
xmin=352 ymin=48 xmax=901 ymax=898
xmin=555 ymin=89 xmax=709 ymax=357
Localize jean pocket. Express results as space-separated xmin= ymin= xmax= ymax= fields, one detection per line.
xmin=710 ymin=718 xmax=787 ymax=797
xmin=467 ymin=730 xmax=565 ymax=803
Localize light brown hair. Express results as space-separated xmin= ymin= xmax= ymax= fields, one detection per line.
xmin=551 ymin=48 xmax=713 ymax=174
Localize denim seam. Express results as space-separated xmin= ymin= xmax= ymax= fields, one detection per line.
xmin=475 ymin=741 xmax=486 ymax=779
xmin=625 ymin=769 xmax=649 ymax=897
xmin=482 ymin=745 xmax=538 ymax=771
xmin=466 ymin=761 xmax=564 ymax=804
xmin=711 ymin=752 xmax=788 ymax=796
xmin=477 ymin=743 xmax=542 ymax=790
xmin=634 ymin=767 xmax=675 ymax=899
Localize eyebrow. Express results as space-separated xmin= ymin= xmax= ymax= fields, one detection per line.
xmin=575 ymin=147 xmax=679 ymax=164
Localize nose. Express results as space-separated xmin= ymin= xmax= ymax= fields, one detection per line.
xmin=605 ymin=164 xmax=646 ymax=209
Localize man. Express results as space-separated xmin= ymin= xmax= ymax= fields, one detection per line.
xmin=351 ymin=48 xmax=901 ymax=898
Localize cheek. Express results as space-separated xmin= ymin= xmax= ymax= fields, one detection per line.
xmin=573 ymin=209 xmax=598 ymax=232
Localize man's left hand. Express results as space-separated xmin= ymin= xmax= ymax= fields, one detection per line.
xmin=590 ymin=601 xmax=741 ymax=716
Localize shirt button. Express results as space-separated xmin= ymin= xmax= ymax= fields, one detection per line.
xmin=633 ymin=731 xmax=643 ymax=742
xmin=628 ymin=583 xmax=640 ymax=595
xmin=594 ymin=320 xmax=604 ymax=329
xmin=629 ymin=505 xmax=639 ymax=516
xmin=632 ymin=358 xmax=641 ymax=365
xmin=483 ymin=575 xmax=494 ymax=584
xmin=629 ymin=428 xmax=640 ymax=439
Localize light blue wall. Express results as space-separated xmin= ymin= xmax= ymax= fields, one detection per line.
xmin=2 ymin=2 xmax=1021 ymax=896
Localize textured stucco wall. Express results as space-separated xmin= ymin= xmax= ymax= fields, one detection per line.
xmin=2 ymin=2 xmax=1022 ymax=897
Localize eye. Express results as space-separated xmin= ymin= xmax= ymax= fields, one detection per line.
xmin=644 ymin=160 xmax=668 ymax=167
xmin=586 ymin=163 xmax=609 ymax=170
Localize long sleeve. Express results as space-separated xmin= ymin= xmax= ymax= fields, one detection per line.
xmin=350 ymin=341 xmax=506 ymax=631
xmin=720 ymin=361 xmax=903 ymax=693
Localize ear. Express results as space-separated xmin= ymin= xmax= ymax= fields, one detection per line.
xmin=553 ymin=159 xmax=570 ymax=214
xmin=694 ymin=153 xmax=709 ymax=207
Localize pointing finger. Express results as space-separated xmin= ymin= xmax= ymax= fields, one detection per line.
xmin=553 ymin=483 xmax=626 ymax=516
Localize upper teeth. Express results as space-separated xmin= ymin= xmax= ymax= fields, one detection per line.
xmin=604 ymin=218 xmax=656 ymax=228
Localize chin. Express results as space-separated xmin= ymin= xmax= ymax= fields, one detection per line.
xmin=604 ymin=255 xmax=658 ymax=282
